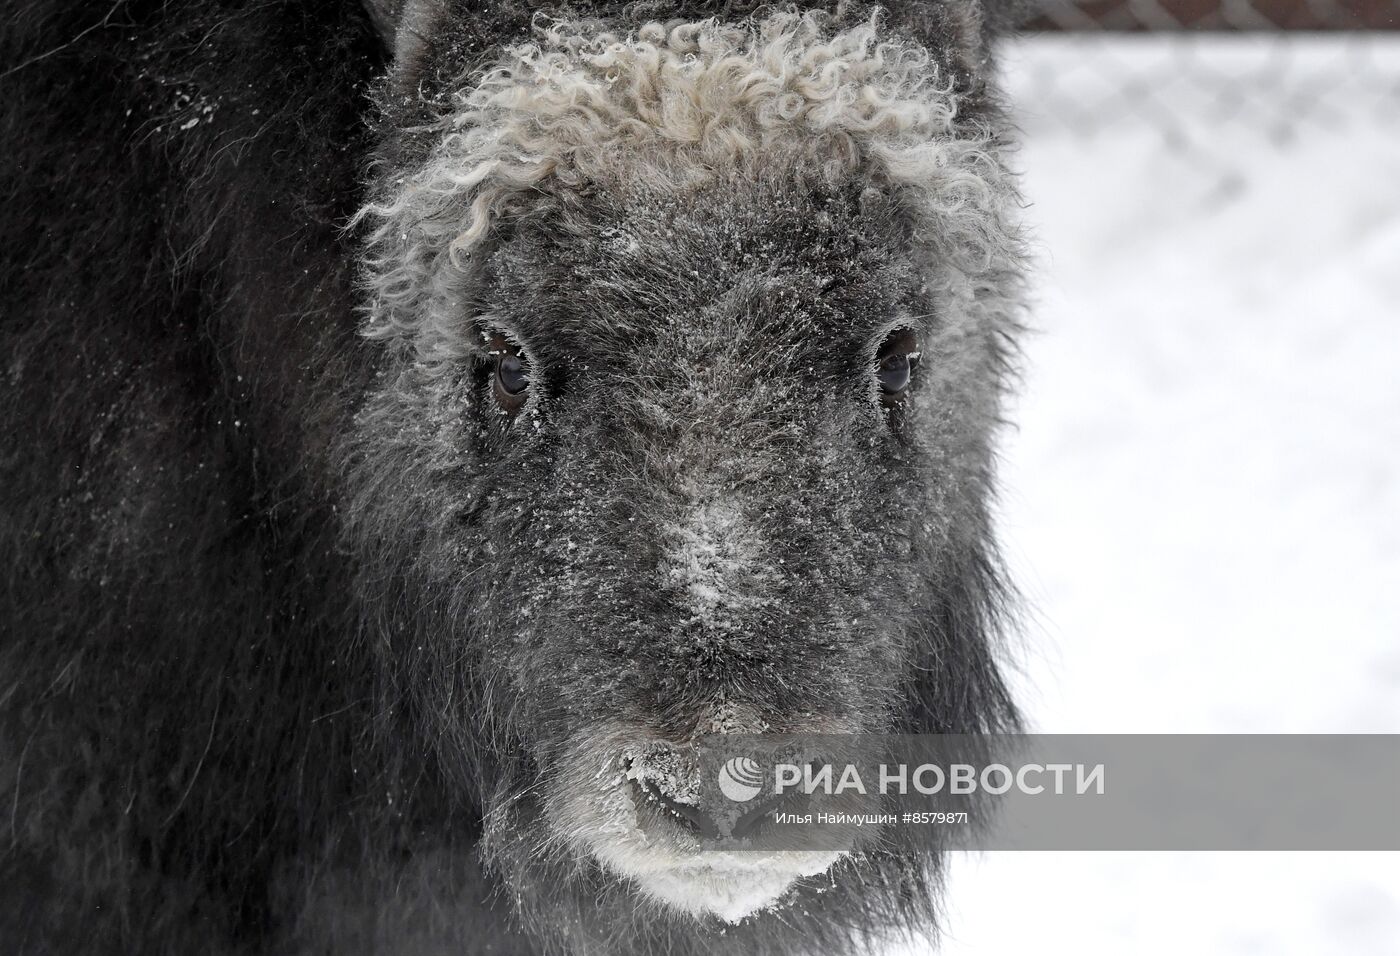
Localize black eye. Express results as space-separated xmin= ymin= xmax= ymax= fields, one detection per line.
xmin=878 ymin=352 xmax=911 ymax=394
xmin=875 ymin=329 xmax=919 ymax=405
xmin=488 ymin=335 xmax=530 ymax=413
xmin=497 ymin=352 xmax=528 ymax=395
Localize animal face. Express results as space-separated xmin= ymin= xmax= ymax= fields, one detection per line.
xmin=345 ymin=6 xmax=1022 ymax=940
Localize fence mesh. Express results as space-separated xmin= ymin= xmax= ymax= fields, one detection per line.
xmin=1008 ymin=0 xmax=1400 ymax=149
xmin=1027 ymin=0 xmax=1398 ymax=30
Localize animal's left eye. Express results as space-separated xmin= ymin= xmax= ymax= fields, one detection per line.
xmin=488 ymin=334 xmax=530 ymax=413
xmin=876 ymin=329 xmax=920 ymax=405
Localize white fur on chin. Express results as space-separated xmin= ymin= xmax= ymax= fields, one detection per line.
xmin=616 ymin=850 xmax=848 ymax=924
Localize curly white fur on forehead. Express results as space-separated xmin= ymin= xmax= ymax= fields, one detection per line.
xmin=358 ymin=9 xmax=1019 ymax=356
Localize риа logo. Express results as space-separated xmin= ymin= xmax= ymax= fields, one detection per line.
xmin=717 ymin=756 xmax=764 ymax=802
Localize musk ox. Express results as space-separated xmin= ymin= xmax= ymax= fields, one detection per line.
xmin=0 ymin=0 xmax=1026 ymax=952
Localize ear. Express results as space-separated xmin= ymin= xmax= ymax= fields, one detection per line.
xmin=883 ymin=0 xmax=1032 ymax=104
xmin=363 ymin=0 xmax=442 ymax=76
xmin=976 ymin=0 xmax=1041 ymax=36
xmin=362 ymin=0 xmax=403 ymax=44
xmin=896 ymin=0 xmax=1039 ymax=41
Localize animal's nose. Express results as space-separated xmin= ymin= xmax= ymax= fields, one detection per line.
xmin=624 ymin=747 xmax=720 ymax=840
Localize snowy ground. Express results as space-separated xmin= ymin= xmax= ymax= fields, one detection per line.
xmin=927 ymin=34 xmax=1400 ymax=956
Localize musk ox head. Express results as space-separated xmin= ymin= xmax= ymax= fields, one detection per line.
xmin=344 ymin=4 xmax=1023 ymax=952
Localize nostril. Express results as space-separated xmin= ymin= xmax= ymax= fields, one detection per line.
xmin=631 ymin=777 xmax=719 ymax=839
xmin=623 ymin=747 xmax=719 ymax=840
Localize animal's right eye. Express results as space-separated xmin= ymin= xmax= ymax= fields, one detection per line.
xmin=878 ymin=351 xmax=911 ymax=394
xmin=498 ymin=353 xmax=528 ymax=396
xmin=488 ymin=335 xmax=530 ymax=413
xmin=875 ymin=328 xmax=920 ymax=408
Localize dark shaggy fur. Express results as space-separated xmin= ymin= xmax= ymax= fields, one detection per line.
xmin=0 ymin=1 xmax=1025 ymax=953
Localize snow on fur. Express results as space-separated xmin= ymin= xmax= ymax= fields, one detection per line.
xmin=358 ymin=10 xmax=1019 ymax=362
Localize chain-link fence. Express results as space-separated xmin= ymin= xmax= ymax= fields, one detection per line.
xmin=1029 ymin=0 xmax=1397 ymax=30
xmin=1007 ymin=0 xmax=1400 ymax=150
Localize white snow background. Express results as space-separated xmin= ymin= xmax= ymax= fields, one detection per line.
xmin=911 ymin=34 xmax=1400 ymax=956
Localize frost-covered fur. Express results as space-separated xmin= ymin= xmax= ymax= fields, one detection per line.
xmin=362 ymin=10 xmax=1018 ymax=362
xmin=1 ymin=1 xmax=1025 ymax=954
